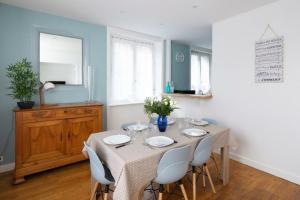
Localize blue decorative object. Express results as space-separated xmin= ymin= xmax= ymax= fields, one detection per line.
xmin=165 ymin=82 xmax=171 ymax=93
xmin=157 ymin=115 xmax=168 ymax=132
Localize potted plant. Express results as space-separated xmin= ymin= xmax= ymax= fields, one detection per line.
xmin=6 ymin=58 xmax=38 ymax=109
xmin=144 ymin=95 xmax=178 ymax=132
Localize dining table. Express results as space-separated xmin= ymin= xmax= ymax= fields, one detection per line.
xmin=83 ymin=119 xmax=237 ymax=200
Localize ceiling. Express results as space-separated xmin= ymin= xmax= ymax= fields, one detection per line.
xmin=1 ymin=0 xmax=277 ymax=48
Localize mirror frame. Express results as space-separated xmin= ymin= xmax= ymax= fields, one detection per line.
xmin=38 ymin=31 xmax=85 ymax=86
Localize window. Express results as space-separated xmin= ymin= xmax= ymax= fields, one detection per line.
xmin=190 ymin=50 xmax=211 ymax=94
xmin=108 ymin=29 xmax=163 ymax=105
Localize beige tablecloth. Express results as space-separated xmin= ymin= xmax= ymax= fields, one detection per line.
xmin=83 ymin=121 xmax=236 ymax=200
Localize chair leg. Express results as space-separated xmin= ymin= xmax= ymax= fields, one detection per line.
xmin=192 ymin=166 xmax=196 ymax=200
xmin=204 ymin=164 xmax=216 ymax=194
xmin=166 ymin=184 xmax=170 ymax=192
xmin=202 ymin=166 xmax=206 ymax=188
xmin=211 ymin=153 xmax=221 ymax=178
xmin=151 ymin=182 xmax=157 ymax=200
xmin=103 ymin=185 xmax=109 ymax=200
xmin=178 ymin=180 xmax=188 ymax=200
xmin=158 ymin=184 xmax=163 ymax=200
xmin=90 ymin=182 xmax=99 ymax=200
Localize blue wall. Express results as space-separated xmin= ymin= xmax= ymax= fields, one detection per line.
xmin=171 ymin=42 xmax=190 ymax=90
xmin=0 ymin=3 xmax=107 ymax=165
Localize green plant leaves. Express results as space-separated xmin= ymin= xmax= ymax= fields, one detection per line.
xmin=6 ymin=58 xmax=38 ymax=102
xmin=144 ymin=96 xmax=178 ymax=117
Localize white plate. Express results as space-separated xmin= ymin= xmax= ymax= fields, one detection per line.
xmin=145 ymin=136 xmax=174 ymax=148
xmin=182 ymin=128 xmax=208 ymax=137
xmin=190 ymin=120 xmax=209 ymax=126
xmin=127 ymin=124 xmax=148 ymax=131
xmin=153 ymin=118 xmax=176 ymax=125
xmin=103 ymin=135 xmax=131 ymax=145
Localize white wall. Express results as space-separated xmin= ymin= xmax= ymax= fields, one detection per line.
xmin=174 ymin=0 xmax=300 ymax=185
xmin=107 ymin=104 xmax=148 ymax=130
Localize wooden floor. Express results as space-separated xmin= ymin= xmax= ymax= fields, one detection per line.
xmin=0 ymin=159 xmax=299 ymax=200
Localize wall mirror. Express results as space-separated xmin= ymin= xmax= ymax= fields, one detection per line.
xmin=171 ymin=41 xmax=212 ymax=96
xmin=39 ymin=32 xmax=83 ymax=85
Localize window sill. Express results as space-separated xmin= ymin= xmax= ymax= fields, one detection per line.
xmin=108 ymin=101 xmax=145 ymax=107
xmin=163 ymin=93 xmax=213 ymax=99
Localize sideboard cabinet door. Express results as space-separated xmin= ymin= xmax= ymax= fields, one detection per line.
xmin=67 ymin=116 xmax=98 ymax=155
xmin=22 ymin=120 xmax=66 ymax=167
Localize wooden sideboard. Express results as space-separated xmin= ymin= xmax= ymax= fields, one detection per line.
xmin=13 ymin=102 xmax=103 ymax=184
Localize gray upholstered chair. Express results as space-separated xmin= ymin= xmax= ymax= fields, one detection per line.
xmin=153 ymin=145 xmax=191 ymax=200
xmin=84 ymin=142 xmax=115 ymax=200
xmin=191 ymin=135 xmax=216 ymax=200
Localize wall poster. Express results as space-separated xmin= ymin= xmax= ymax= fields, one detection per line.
xmin=255 ymin=36 xmax=284 ymax=83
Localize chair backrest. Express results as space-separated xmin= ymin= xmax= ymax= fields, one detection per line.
xmin=121 ymin=122 xmax=136 ymax=131
xmin=202 ymin=118 xmax=218 ymax=125
xmin=155 ymin=145 xmax=191 ymax=184
xmin=84 ymin=142 xmax=111 ymax=184
xmin=192 ymin=135 xmax=214 ymax=166
xmin=149 ymin=116 xmax=156 ymax=124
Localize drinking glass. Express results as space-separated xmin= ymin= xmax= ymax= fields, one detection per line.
xmin=136 ymin=120 xmax=141 ymax=129
xmin=142 ymin=129 xmax=151 ymax=141
xmin=177 ymin=120 xmax=184 ymax=131
xmin=184 ymin=114 xmax=192 ymax=129
xmin=148 ymin=123 xmax=158 ymax=136
xmin=128 ymin=130 xmax=137 ymax=143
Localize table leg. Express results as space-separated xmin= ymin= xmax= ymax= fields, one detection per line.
xmin=220 ymin=146 xmax=229 ymax=185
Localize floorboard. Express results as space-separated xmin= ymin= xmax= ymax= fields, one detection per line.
xmin=0 ymin=158 xmax=299 ymax=200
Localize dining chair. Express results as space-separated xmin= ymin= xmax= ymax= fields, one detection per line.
xmin=191 ymin=135 xmax=216 ymax=200
xmin=201 ymin=118 xmax=221 ymax=179
xmin=153 ymin=145 xmax=191 ymax=200
xmin=201 ymin=118 xmax=218 ymax=125
xmin=149 ymin=116 xmax=157 ymax=124
xmin=121 ymin=122 xmax=136 ymax=131
xmin=84 ymin=142 xmax=115 ymax=200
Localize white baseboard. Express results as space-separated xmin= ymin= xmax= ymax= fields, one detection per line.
xmin=229 ymin=152 xmax=300 ymax=185
xmin=0 ymin=162 xmax=15 ymax=173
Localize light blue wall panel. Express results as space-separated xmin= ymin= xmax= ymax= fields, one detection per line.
xmin=0 ymin=3 xmax=107 ymax=165
xmin=171 ymin=42 xmax=190 ymax=90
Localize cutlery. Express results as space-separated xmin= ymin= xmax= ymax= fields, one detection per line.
xmin=115 ymin=142 xmax=131 ymax=149
xmin=115 ymin=144 xmax=127 ymax=149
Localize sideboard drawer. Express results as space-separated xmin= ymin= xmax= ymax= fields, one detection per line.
xmin=23 ymin=110 xmax=56 ymax=122
xmin=57 ymin=107 xmax=99 ymax=118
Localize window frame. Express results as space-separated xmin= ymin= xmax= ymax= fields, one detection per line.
xmin=107 ymin=27 xmax=164 ymax=106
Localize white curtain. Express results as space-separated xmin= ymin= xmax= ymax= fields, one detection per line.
xmin=200 ymin=53 xmax=210 ymax=94
xmin=191 ymin=53 xmax=201 ymax=93
xmin=190 ymin=51 xmax=211 ymax=94
xmin=110 ymin=36 xmax=155 ymax=104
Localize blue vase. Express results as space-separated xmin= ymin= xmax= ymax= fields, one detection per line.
xmin=157 ymin=115 xmax=168 ymax=132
